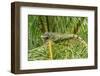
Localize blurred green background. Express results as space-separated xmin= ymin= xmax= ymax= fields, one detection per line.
xmin=28 ymin=15 xmax=88 ymax=61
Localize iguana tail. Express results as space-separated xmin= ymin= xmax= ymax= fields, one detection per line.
xmin=70 ymin=34 xmax=87 ymax=46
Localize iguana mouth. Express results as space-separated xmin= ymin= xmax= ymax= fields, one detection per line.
xmin=41 ymin=35 xmax=48 ymax=38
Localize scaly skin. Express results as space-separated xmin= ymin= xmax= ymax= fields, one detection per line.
xmin=41 ymin=32 xmax=87 ymax=46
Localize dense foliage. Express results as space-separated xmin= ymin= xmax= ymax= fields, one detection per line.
xmin=28 ymin=15 xmax=88 ymax=60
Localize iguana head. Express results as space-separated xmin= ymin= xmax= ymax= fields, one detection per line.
xmin=41 ymin=32 xmax=53 ymax=41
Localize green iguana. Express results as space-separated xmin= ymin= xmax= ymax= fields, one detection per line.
xmin=41 ymin=32 xmax=87 ymax=46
